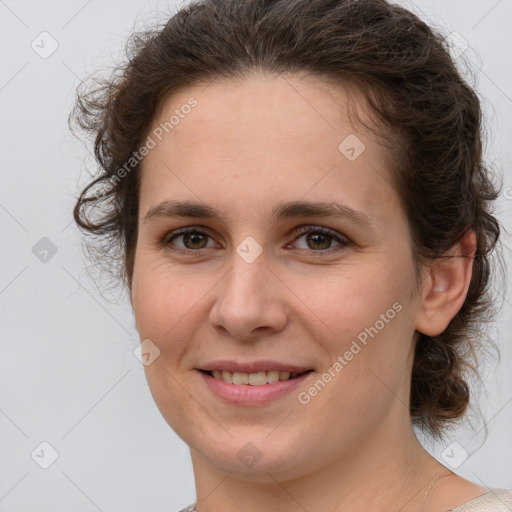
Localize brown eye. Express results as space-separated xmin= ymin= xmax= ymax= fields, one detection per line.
xmin=180 ymin=232 xmax=209 ymax=249
xmin=161 ymin=225 xmax=349 ymax=257
xmin=291 ymin=226 xmax=349 ymax=253
xmin=302 ymin=232 xmax=334 ymax=250
xmin=163 ymin=228 xmax=215 ymax=253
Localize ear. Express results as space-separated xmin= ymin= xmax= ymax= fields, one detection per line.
xmin=415 ymin=230 xmax=477 ymax=337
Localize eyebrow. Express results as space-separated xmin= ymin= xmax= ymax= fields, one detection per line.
xmin=143 ymin=199 xmax=374 ymax=228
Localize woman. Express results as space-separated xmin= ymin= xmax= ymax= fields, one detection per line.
xmin=70 ymin=0 xmax=511 ymax=510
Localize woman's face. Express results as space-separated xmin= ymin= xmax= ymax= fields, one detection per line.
xmin=131 ymin=75 xmax=424 ymax=480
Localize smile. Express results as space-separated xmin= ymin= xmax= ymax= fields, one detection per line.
xmin=203 ymin=369 xmax=312 ymax=385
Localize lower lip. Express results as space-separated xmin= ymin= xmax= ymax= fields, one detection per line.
xmin=198 ymin=370 xmax=313 ymax=406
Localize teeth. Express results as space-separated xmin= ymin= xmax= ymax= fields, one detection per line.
xmin=210 ymin=369 xmax=303 ymax=385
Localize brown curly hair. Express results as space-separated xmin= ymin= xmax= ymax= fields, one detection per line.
xmin=70 ymin=0 xmax=504 ymax=438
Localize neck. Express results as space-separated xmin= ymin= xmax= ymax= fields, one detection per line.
xmin=189 ymin=409 xmax=449 ymax=512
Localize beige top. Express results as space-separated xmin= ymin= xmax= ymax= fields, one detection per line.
xmin=449 ymin=488 xmax=512 ymax=511
xmin=178 ymin=488 xmax=512 ymax=511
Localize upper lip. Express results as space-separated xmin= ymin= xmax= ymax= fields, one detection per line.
xmin=197 ymin=360 xmax=314 ymax=374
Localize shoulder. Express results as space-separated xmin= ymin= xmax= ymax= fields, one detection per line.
xmin=176 ymin=492 xmax=512 ymax=511
xmin=177 ymin=504 xmax=196 ymax=512
xmin=449 ymin=488 xmax=512 ymax=511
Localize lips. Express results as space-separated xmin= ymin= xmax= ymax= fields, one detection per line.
xmin=198 ymin=367 xmax=314 ymax=405
xmin=197 ymin=359 xmax=314 ymax=374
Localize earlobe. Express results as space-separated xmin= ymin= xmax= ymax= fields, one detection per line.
xmin=415 ymin=230 xmax=477 ymax=337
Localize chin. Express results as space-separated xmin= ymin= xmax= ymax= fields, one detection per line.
xmin=190 ymin=429 xmax=320 ymax=482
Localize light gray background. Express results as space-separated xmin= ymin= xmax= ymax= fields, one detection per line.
xmin=0 ymin=1 xmax=511 ymax=511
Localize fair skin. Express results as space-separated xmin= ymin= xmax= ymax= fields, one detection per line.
xmin=131 ymin=74 xmax=486 ymax=511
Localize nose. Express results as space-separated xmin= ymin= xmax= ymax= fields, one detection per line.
xmin=208 ymin=253 xmax=288 ymax=341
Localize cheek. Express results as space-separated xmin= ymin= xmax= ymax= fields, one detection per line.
xmin=132 ymin=258 xmax=203 ymax=340
xmin=293 ymin=264 xmax=403 ymax=343
xmin=301 ymin=267 xmax=413 ymax=402
xmin=132 ymin=264 xmax=200 ymax=427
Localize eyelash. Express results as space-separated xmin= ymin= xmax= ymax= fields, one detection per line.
xmin=161 ymin=225 xmax=350 ymax=257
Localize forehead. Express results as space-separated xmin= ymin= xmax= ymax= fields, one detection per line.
xmin=139 ymin=74 xmax=399 ymax=225
xmin=150 ymin=73 xmax=381 ymax=152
